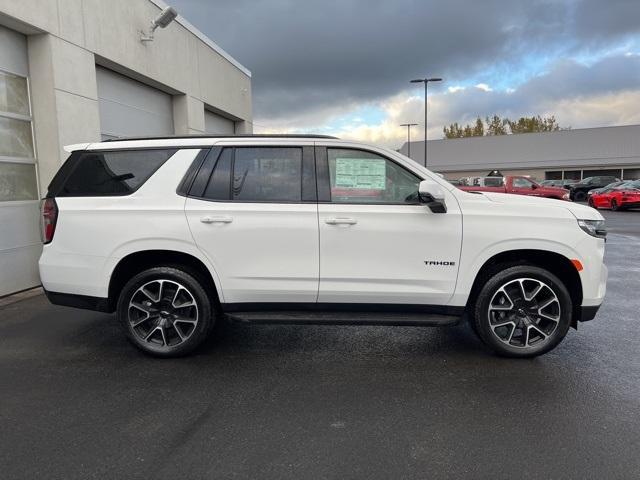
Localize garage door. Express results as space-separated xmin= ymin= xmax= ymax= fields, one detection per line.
xmin=204 ymin=109 xmax=234 ymax=134
xmin=0 ymin=25 xmax=41 ymax=296
xmin=96 ymin=66 xmax=173 ymax=140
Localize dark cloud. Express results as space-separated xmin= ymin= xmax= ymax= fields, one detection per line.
xmin=171 ymin=0 xmax=640 ymax=122
xmin=573 ymin=0 xmax=640 ymax=41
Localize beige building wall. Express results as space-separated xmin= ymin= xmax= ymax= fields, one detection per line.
xmin=0 ymin=0 xmax=252 ymax=194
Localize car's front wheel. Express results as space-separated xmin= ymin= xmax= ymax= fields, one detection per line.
xmin=573 ymin=190 xmax=587 ymax=202
xmin=471 ymin=266 xmax=572 ymax=358
xmin=117 ymin=266 xmax=215 ymax=357
xmin=611 ymin=199 xmax=619 ymax=211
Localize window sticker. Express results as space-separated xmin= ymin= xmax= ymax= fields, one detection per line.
xmin=334 ymin=158 xmax=386 ymax=190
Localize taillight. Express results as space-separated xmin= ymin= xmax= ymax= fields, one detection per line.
xmin=41 ymin=198 xmax=58 ymax=244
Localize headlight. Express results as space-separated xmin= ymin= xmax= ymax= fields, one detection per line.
xmin=563 ymin=192 xmax=570 ymax=200
xmin=577 ymin=219 xmax=607 ymax=239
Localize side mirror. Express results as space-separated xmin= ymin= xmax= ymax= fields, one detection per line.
xmin=531 ymin=183 xmax=538 ymax=189
xmin=418 ymin=179 xmax=447 ymax=213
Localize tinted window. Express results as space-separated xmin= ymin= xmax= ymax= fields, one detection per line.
xmin=55 ymin=149 xmax=177 ymax=196
xmin=327 ymin=148 xmax=420 ymax=204
xmin=203 ymin=148 xmax=232 ymax=200
xmin=232 ymin=148 xmax=302 ymax=202
xmin=484 ymin=177 xmax=504 ymax=187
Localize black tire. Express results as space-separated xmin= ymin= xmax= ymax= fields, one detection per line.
xmin=573 ymin=190 xmax=587 ymax=202
xmin=588 ymin=197 xmax=595 ymax=208
xmin=117 ymin=266 xmax=215 ymax=357
xmin=611 ymin=199 xmax=619 ymax=211
xmin=471 ymin=265 xmax=572 ymax=358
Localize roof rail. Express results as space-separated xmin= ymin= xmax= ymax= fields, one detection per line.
xmin=102 ymin=134 xmax=339 ymax=142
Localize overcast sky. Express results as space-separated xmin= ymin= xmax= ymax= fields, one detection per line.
xmin=171 ymin=0 xmax=640 ymax=147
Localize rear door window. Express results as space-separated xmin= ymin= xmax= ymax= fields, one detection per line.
xmin=50 ymin=149 xmax=177 ymax=197
xmin=196 ymin=146 xmax=309 ymax=203
xmin=232 ymin=147 xmax=302 ymax=202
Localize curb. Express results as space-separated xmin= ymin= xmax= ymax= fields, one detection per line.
xmin=0 ymin=287 xmax=44 ymax=308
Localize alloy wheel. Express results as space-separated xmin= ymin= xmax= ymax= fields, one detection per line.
xmin=128 ymin=279 xmax=199 ymax=349
xmin=487 ymin=278 xmax=561 ymax=349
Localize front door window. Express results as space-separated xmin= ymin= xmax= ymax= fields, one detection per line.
xmin=327 ymin=148 xmax=420 ymax=204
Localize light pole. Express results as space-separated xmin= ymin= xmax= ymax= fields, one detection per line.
xmin=410 ymin=77 xmax=442 ymax=167
xmin=400 ymin=123 xmax=418 ymax=159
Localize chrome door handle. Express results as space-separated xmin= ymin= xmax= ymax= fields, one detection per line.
xmin=325 ymin=217 xmax=357 ymax=225
xmin=200 ymin=215 xmax=233 ymax=224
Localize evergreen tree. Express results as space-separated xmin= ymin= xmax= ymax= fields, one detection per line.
xmin=442 ymin=115 xmax=568 ymax=139
xmin=485 ymin=115 xmax=508 ymax=136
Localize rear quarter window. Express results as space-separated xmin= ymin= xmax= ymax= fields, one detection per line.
xmin=483 ymin=177 xmax=504 ymax=187
xmin=49 ymin=149 xmax=177 ymax=197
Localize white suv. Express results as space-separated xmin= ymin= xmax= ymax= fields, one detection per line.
xmin=39 ymin=135 xmax=608 ymax=358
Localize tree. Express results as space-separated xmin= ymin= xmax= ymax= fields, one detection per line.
xmin=443 ymin=117 xmax=484 ymax=138
xmin=442 ymin=114 xmax=568 ymax=139
xmin=506 ymin=115 xmax=564 ymax=134
xmin=472 ymin=117 xmax=484 ymax=137
xmin=443 ymin=122 xmax=464 ymax=139
xmin=485 ymin=115 xmax=508 ymax=136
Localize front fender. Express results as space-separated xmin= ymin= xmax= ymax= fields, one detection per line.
xmin=448 ymin=238 xmax=582 ymax=307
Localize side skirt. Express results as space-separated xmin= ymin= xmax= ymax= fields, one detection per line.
xmin=222 ymin=303 xmax=464 ymax=327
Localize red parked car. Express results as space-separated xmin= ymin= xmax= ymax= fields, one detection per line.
xmin=458 ymin=175 xmax=570 ymax=200
xmin=589 ymin=180 xmax=640 ymax=210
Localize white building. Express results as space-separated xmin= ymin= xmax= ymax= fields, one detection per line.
xmin=0 ymin=0 xmax=252 ymax=296
xmin=400 ymin=124 xmax=640 ymax=181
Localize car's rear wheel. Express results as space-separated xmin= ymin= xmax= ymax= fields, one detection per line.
xmin=573 ymin=190 xmax=587 ymax=202
xmin=117 ymin=266 xmax=214 ymax=357
xmin=611 ymin=199 xmax=619 ymax=211
xmin=471 ymin=266 xmax=572 ymax=358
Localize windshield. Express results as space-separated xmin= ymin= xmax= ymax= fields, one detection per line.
xmin=512 ymin=177 xmax=536 ymax=188
xmin=624 ymin=180 xmax=640 ymax=190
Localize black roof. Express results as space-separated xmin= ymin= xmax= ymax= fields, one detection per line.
xmin=103 ymin=134 xmax=338 ymax=142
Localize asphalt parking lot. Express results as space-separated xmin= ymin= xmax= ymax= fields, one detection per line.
xmin=1 ymin=209 xmax=639 ymax=479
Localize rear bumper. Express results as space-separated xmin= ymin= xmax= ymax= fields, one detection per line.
xmin=579 ymin=304 xmax=601 ymax=322
xmin=44 ymin=289 xmax=113 ymax=313
xmin=39 ymin=249 xmax=110 ymax=298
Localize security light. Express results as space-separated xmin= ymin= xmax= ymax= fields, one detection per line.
xmin=140 ymin=6 xmax=178 ymax=42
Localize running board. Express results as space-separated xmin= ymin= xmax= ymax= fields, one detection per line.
xmin=226 ymin=311 xmax=461 ymax=327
